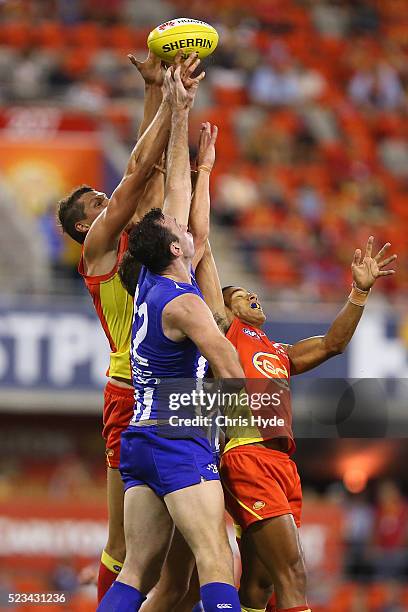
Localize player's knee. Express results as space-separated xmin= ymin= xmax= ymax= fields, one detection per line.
xmin=240 ymin=571 xmax=273 ymax=594
xmin=240 ymin=563 xmax=273 ymax=607
xmin=121 ymin=551 xmax=163 ymax=593
xmin=239 ymin=581 xmax=273 ymax=609
xmin=195 ymin=538 xmax=234 ymax=576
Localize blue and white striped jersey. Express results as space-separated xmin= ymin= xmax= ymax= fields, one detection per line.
xmin=130 ymin=266 xmax=208 ymax=424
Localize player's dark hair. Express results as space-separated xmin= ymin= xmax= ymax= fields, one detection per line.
xmin=222 ymin=286 xmax=235 ymax=294
xmin=119 ymin=250 xmax=140 ymax=297
xmin=57 ymin=185 xmax=93 ymax=244
xmin=124 ymin=208 xmax=178 ymax=276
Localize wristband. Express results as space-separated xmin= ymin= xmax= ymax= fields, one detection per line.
xmin=348 ymin=283 xmax=370 ymax=307
xmin=197 ymin=165 xmax=212 ymax=174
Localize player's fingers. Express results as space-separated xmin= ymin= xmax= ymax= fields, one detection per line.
xmin=211 ymin=125 xmax=219 ymax=143
xmin=183 ymin=52 xmax=198 ymax=69
xmin=163 ymin=65 xmax=173 ymax=86
xmin=174 ymin=65 xmax=182 ymax=85
xmin=193 ymin=70 xmax=206 ymax=83
xmin=198 ymin=126 xmax=205 ymax=146
xmin=127 ymin=54 xmax=141 ymax=68
xmin=378 ymin=254 xmax=397 ymax=268
xmin=147 ymin=49 xmax=160 ymax=64
xmin=374 ymin=242 xmax=391 ymax=262
xmin=377 ymin=269 xmax=395 ymax=276
xmin=353 ymin=249 xmax=361 ymax=266
xmin=186 ymin=57 xmax=201 ymax=77
xmin=364 ymin=235 xmax=374 ymax=259
xmin=173 ymin=50 xmax=184 ymax=67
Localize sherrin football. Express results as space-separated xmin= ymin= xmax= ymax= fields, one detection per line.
xmin=147 ymin=18 xmax=219 ymax=62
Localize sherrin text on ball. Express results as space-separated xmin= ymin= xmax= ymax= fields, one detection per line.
xmin=148 ymin=18 xmax=219 ymax=62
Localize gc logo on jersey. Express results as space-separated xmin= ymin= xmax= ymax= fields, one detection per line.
xmin=252 ymin=351 xmax=289 ymax=379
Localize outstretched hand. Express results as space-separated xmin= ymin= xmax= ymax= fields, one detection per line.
xmin=128 ymin=50 xmax=164 ymax=86
xmin=174 ymin=51 xmax=202 ymax=89
xmin=163 ymin=58 xmax=205 ymax=110
xmin=197 ymin=122 xmax=218 ymax=171
xmin=351 ymin=236 xmax=397 ymax=291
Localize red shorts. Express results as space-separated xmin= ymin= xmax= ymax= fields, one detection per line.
xmin=102 ymin=381 xmax=134 ymax=469
xmin=220 ymin=444 xmax=302 ymax=532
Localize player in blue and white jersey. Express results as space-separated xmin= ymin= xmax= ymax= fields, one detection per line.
xmin=97 ymin=66 xmax=244 ymax=612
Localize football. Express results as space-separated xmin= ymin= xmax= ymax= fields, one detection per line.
xmin=147 ymin=18 xmax=219 ymax=62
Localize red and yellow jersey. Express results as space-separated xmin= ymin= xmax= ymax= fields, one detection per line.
xmin=78 ymin=232 xmax=133 ymax=380
xmin=224 ymin=316 xmax=294 ymax=454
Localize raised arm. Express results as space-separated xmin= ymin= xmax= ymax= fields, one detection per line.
xmin=189 ymin=122 xmax=218 ymax=269
xmin=84 ymin=54 xmax=204 ymax=266
xmin=84 ymin=93 xmax=171 ymax=262
xmin=128 ymin=53 xmax=201 ymax=227
xmin=162 ymin=293 xmax=244 ymax=378
xmin=195 ymin=240 xmax=232 ymax=333
xmin=131 ymin=162 xmax=166 ymax=225
xmin=125 ymin=51 xmax=164 ymax=176
xmin=163 ymin=58 xmax=205 ymax=225
xmin=287 ymin=237 xmax=397 ymax=375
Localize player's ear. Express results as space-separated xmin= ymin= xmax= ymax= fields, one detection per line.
xmin=169 ymin=241 xmax=181 ymax=257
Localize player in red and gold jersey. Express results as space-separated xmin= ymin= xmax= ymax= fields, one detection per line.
xmin=196 ymin=236 xmax=397 ymax=612
xmin=57 ymin=51 xmax=204 ymax=605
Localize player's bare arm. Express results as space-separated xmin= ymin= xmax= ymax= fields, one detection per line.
xmin=287 ymin=236 xmax=397 ymax=375
xmin=133 ymin=163 xmax=166 ymax=222
xmin=128 ymin=52 xmax=203 ymax=227
xmin=124 ymin=51 xmax=167 ymax=227
xmin=128 ymin=50 xmax=194 ymax=148
xmin=162 ymin=293 xmax=244 ymax=379
xmin=83 ymin=99 xmax=171 ymax=271
xmin=83 ymin=55 xmax=203 ymax=274
xmin=163 ymin=61 xmax=205 ymax=226
xmin=195 ymin=240 xmax=232 ymax=333
xmin=189 ymin=122 xmax=218 ymax=269
xmin=126 ymin=51 xmax=165 ymax=175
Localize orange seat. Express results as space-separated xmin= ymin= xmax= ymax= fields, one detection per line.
xmin=213 ymin=86 xmax=248 ymax=108
xmin=35 ymin=21 xmax=65 ymax=49
xmin=68 ymin=23 xmax=103 ymax=49
xmin=334 ymin=582 xmax=360 ymax=609
xmin=367 ymin=582 xmax=388 ymax=609
xmin=63 ymin=49 xmax=93 ymax=77
xmin=15 ymin=576 xmax=45 ymax=593
xmin=257 ymin=249 xmax=300 ymax=287
xmin=401 ymin=586 xmax=408 ymax=608
xmin=105 ymin=25 xmax=147 ymax=52
xmin=0 ymin=22 xmax=32 ymax=48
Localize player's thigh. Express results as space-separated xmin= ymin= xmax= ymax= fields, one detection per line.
xmin=124 ymin=485 xmax=173 ymax=574
xmin=244 ymin=514 xmax=304 ymax=579
xmin=164 ymin=480 xmax=229 ymax=555
xmin=106 ymin=467 xmax=125 ymax=540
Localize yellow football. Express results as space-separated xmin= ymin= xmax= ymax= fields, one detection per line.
xmin=147 ymin=18 xmax=219 ymax=62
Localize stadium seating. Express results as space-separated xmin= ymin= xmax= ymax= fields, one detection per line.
xmin=0 ymin=0 xmax=406 ymax=300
